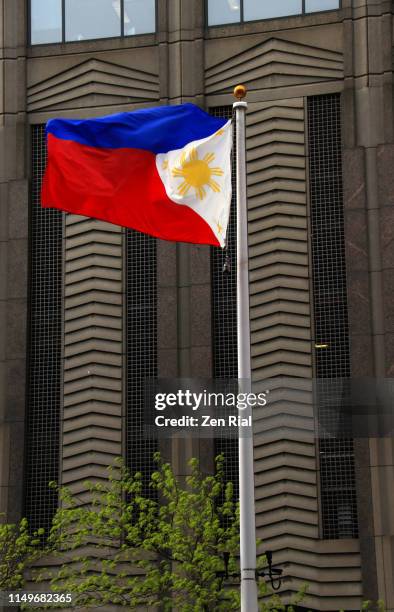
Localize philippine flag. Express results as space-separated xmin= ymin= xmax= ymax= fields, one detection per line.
xmin=42 ymin=104 xmax=232 ymax=247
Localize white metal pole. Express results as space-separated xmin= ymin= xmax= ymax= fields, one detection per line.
xmin=233 ymin=87 xmax=259 ymax=612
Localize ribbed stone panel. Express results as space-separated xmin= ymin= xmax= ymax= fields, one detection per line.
xmin=62 ymin=216 xmax=123 ymax=497
xmin=247 ymin=96 xmax=317 ymax=568
xmin=247 ymin=98 xmax=362 ymax=605
xmin=247 ymin=98 xmax=311 ymax=380
xmin=205 ymin=37 xmax=344 ymax=95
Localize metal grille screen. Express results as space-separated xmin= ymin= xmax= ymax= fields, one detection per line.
xmin=25 ymin=125 xmax=62 ymax=535
xmin=125 ymin=230 xmax=158 ymax=496
xmin=307 ymin=94 xmax=358 ymax=539
xmin=210 ymin=106 xmax=239 ymax=496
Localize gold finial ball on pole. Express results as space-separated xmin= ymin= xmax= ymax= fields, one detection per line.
xmin=233 ymin=84 xmax=247 ymax=100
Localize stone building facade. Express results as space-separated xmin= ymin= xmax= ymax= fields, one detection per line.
xmin=0 ymin=0 xmax=393 ymax=609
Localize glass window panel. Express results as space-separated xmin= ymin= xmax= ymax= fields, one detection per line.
xmin=305 ymin=0 xmax=340 ymax=12
xmin=30 ymin=0 xmax=62 ymax=45
xmin=208 ymin=0 xmax=241 ymax=26
xmin=244 ymin=0 xmax=302 ymax=21
xmin=124 ymin=0 xmax=155 ymax=35
xmin=65 ymin=0 xmax=121 ymax=42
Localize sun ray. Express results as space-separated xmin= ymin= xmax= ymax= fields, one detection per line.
xmin=189 ymin=148 xmax=198 ymax=161
xmin=172 ymin=167 xmax=184 ymax=177
xmin=203 ymin=152 xmax=215 ymax=164
xmin=210 ymin=167 xmax=224 ymax=176
xmin=197 ymin=186 xmax=206 ymax=200
xmin=177 ymin=181 xmax=191 ymax=196
xmin=208 ymin=179 xmax=221 ymax=192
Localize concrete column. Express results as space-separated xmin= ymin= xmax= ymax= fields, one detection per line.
xmin=343 ymin=1 xmax=394 ymax=607
xmin=157 ymin=0 xmax=213 ymax=474
xmin=0 ymin=0 xmax=27 ymax=523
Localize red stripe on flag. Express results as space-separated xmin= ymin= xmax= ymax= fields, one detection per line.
xmin=42 ymin=134 xmax=220 ymax=247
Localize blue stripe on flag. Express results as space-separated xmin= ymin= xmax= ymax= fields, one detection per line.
xmin=46 ymin=104 xmax=227 ymax=154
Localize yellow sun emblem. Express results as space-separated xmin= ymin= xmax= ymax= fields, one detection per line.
xmin=172 ymin=148 xmax=224 ymax=200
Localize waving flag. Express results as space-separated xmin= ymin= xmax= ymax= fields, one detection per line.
xmin=42 ymin=104 xmax=232 ymax=247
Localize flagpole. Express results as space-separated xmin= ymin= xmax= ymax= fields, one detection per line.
xmin=233 ymin=85 xmax=259 ymax=611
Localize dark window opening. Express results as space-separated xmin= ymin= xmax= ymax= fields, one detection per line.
xmin=307 ymin=94 xmax=358 ymax=540
xmin=25 ymin=125 xmax=62 ymax=536
xmin=125 ymin=229 xmax=158 ymax=497
xmin=210 ymin=106 xmax=239 ymax=499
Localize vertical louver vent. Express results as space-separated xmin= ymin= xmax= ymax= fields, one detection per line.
xmin=210 ymin=106 xmax=239 ymax=495
xmin=25 ymin=125 xmax=62 ymax=535
xmin=125 ymin=230 xmax=158 ymax=496
xmin=307 ymin=94 xmax=358 ymax=539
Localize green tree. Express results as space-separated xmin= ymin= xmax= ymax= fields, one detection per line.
xmin=0 ymin=460 xmax=386 ymax=612
xmin=360 ymin=601 xmax=386 ymax=612
xmin=0 ymin=515 xmax=43 ymax=589
xmin=36 ymin=454 xmax=295 ymax=611
xmin=37 ymin=454 xmax=242 ymax=610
